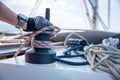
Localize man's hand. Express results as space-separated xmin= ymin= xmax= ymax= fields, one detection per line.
xmin=33 ymin=16 xmax=53 ymax=30
xmin=25 ymin=16 xmax=53 ymax=31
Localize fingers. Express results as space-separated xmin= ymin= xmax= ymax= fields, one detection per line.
xmin=33 ymin=16 xmax=53 ymax=30
xmin=25 ymin=16 xmax=54 ymax=31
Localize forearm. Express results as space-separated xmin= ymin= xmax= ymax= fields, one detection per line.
xmin=0 ymin=1 xmax=53 ymax=31
xmin=0 ymin=1 xmax=27 ymax=30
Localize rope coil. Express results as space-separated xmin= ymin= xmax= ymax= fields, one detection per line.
xmin=55 ymin=32 xmax=89 ymax=66
xmin=84 ymin=44 xmax=120 ymax=80
xmin=14 ymin=26 xmax=60 ymax=57
xmin=56 ymin=45 xmax=89 ymax=66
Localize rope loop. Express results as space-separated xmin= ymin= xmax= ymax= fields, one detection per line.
xmin=84 ymin=44 xmax=120 ymax=80
xmin=14 ymin=26 xmax=60 ymax=57
xmin=56 ymin=45 xmax=89 ymax=66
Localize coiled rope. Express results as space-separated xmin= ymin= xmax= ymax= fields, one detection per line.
xmin=84 ymin=38 xmax=120 ymax=80
xmin=64 ymin=32 xmax=89 ymax=49
xmin=55 ymin=45 xmax=89 ymax=65
xmin=56 ymin=32 xmax=89 ymax=66
xmin=14 ymin=26 xmax=60 ymax=57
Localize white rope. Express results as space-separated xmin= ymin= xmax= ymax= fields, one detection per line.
xmin=88 ymin=0 xmax=109 ymax=31
xmin=64 ymin=32 xmax=89 ymax=49
xmin=84 ymin=37 xmax=120 ymax=80
xmin=29 ymin=0 xmax=42 ymax=17
xmin=14 ymin=26 xmax=60 ymax=58
xmin=83 ymin=0 xmax=94 ymax=30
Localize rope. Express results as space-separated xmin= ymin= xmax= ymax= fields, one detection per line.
xmin=84 ymin=43 xmax=120 ymax=80
xmin=29 ymin=0 xmax=42 ymax=17
xmin=55 ymin=45 xmax=89 ymax=66
xmin=64 ymin=32 xmax=89 ymax=49
xmin=55 ymin=32 xmax=89 ymax=66
xmin=88 ymin=0 xmax=109 ymax=31
xmin=83 ymin=0 xmax=94 ymax=30
xmin=14 ymin=26 xmax=60 ymax=57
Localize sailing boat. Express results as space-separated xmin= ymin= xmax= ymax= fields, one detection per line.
xmin=0 ymin=0 xmax=120 ymax=80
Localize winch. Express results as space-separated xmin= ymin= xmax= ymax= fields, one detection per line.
xmin=25 ymin=8 xmax=56 ymax=64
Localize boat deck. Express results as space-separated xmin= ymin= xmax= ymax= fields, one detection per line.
xmin=0 ymin=46 xmax=114 ymax=80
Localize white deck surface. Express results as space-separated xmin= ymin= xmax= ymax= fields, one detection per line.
xmin=0 ymin=46 xmax=114 ymax=80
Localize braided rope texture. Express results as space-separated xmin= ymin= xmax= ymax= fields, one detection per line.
xmin=14 ymin=26 xmax=60 ymax=57
xmin=84 ymin=44 xmax=120 ymax=80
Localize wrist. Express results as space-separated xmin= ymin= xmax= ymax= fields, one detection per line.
xmin=15 ymin=14 xmax=28 ymax=29
xmin=22 ymin=23 xmax=27 ymax=30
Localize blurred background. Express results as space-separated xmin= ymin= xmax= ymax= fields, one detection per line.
xmin=0 ymin=0 xmax=120 ymax=32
